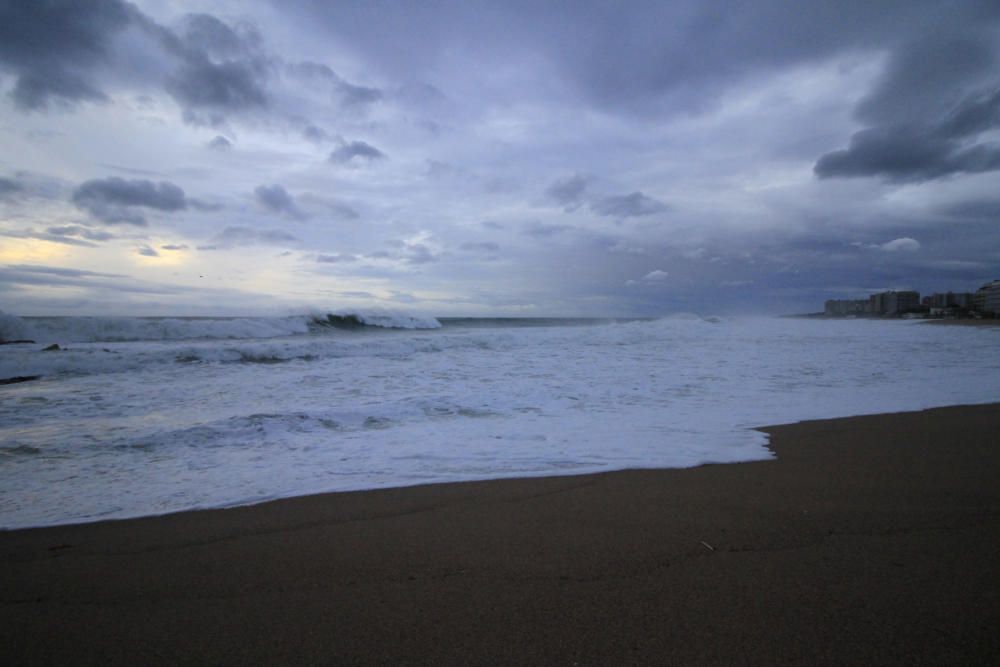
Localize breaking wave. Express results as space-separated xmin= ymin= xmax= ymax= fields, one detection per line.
xmin=0 ymin=309 xmax=441 ymax=344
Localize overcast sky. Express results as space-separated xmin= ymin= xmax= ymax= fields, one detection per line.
xmin=1 ymin=0 xmax=999 ymax=316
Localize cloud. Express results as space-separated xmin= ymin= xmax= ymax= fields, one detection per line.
xmin=46 ymin=225 xmax=114 ymax=242
xmin=546 ymin=173 xmax=588 ymax=210
xmin=0 ymin=177 xmax=23 ymax=199
xmin=329 ymin=139 xmax=386 ymax=164
xmin=879 ymin=237 xmax=921 ymax=252
xmin=199 ymin=225 xmax=299 ymax=249
xmin=460 ymin=241 xmax=500 ymax=253
xmin=0 ymin=0 xmax=131 ymax=110
xmin=591 ymin=191 xmax=667 ymax=218
xmin=626 ymin=269 xmax=669 ymax=287
xmin=1 ymin=228 xmax=99 ymax=247
xmin=285 ymin=60 xmax=383 ymax=111
xmin=72 ymin=177 xmax=187 ymax=225
xmin=161 ymin=244 xmax=188 ymax=251
xmin=207 ymin=135 xmax=232 ymax=150
xmin=316 ymin=253 xmax=358 ymax=263
xmin=522 ymin=222 xmax=573 ymax=238
xmin=2 ymin=263 xmax=124 ymax=278
xmin=815 ymin=31 xmax=1000 ymax=182
xmin=254 ymin=184 xmax=304 ymax=219
xmin=137 ymin=244 xmax=159 ymax=257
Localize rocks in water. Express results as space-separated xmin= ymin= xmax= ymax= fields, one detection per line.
xmin=41 ymin=343 xmax=61 ymax=351
xmin=0 ymin=375 xmax=41 ymax=385
xmin=0 ymin=339 xmax=36 ymax=345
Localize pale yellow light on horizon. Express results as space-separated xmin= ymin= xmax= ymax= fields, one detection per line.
xmin=0 ymin=238 xmax=74 ymax=264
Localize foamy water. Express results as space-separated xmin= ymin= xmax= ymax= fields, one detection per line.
xmin=1 ymin=313 xmax=998 ymax=529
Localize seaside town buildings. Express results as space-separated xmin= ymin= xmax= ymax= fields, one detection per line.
xmin=823 ymin=280 xmax=1000 ymax=318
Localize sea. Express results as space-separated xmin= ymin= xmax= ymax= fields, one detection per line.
xmin=1 ymin=310 xmax=998 ymax=530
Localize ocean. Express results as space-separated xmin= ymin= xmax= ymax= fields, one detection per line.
xmin=1 ymin=311 xmax=998 ymax=530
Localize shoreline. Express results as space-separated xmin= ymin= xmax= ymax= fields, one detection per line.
xmin=2 ymin=403 xmax=999 ymax=664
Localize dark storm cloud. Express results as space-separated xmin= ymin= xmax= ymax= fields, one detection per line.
xmin=814 ymin=87 xmax=1000 ymax=182
xmin=0 ymin=0 xmax=131 ymax=110
xmin=816 ymin=30 xmax=1000 ymax=182
xmin=254 ymin=184 xmax=304 ymax=219
xmin=178 ymin=13 xmax=262 ymax=59
xmin=0 ymin=2 xmax=274 ymax=123
xmin=329 ymin=139 xmax=386 ymax=164
xmin=590 ymin=192 xmax=667 ymax=218
xmin=166 ymin=58 xmax=268 ymax=118
xmin=545 ymin=174 xmax=588 ymax=210
xmin=72 ymin=177 xmax=187 ymax=225
xmin=942 ymin=198 xmax=1000 ymax=220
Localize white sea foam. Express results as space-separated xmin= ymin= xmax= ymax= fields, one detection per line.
xmin=1 ymin=317 xmax=998 ymax=529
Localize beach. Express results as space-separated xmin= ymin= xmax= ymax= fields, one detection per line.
xmin=2 ymin=403 xmax=998 ymax=665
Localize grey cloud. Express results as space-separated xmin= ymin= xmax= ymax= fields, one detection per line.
xmin=303 ymin=125 xmax=329 ymax=143
xmin=72 ymin=177 xmax=187 ymax=225
xmin=326 ymin=201 xmax=360 ymax=220
xmin=0 ymin=0 xmax=131 ymax=110
xmin=943 ymin=198 xmax=1000 ymax=220
xmin=167 ymin=57 xmax=268 ymax=118
xmin=179 ymin=13 xmax=261 ymax=59
xmin=137 ymin=244 xmax=159 ymax=257
xmin=339 ymin=81 xmax=382 ymax=109
xmin=460 ymin=241 xmax=500 ymax=253
xmin=855 ymin=32 xmax=997 ymax=127
xmin=546 ymin=173 xmax=588 ymax=210
xmin=591 ymin=192 xmax=667 ymax=218
xmin=161 ymin=244 xmax=188 ymax=251
xmin=207 ymin=135 xmax=232 ymax=150
xmin=316 ymin=253 xmax=357 ymax=263
xmin=46 ymin=225 xmax=114 ymax=242
xmin=285 ymin=60 xmax=382 ymax=111
xmin=4 ymin=263 xmax=125 ymax=278
xmin=0 ymin=177 xmax=23 ymax=199
xmin=522 ymin=222 xmax=573 ymax=238
xmin=1 ymin=228 xmax=99 ymax=247
xmin=816 ymin=27 xmax=1000 ymax=182
xmin=200 ymin=225 xmax=299 ymax=249
xmin=815 ymin=87 xmax=1000 ymax=181
xmin=0 ymin=264 xmax=187 ymax=296
xmin=254 ymin=184 xmax=304 ymax=219
xmin=404 ymin=244 xmax=437 ymax=264
xmin=329 ymin=139 xmax=386 ymax=164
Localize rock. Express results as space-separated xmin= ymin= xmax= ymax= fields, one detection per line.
xmin=0 ymin=339 xmax=36 ymax=345
xmin=41 ymin=343 xmax=61 ymax=351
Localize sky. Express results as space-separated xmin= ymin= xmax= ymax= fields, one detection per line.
xmin=1 ymin=0 xmax=999 ymax=317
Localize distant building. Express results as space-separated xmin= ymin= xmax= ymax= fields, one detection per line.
xmin=973 ymin=280 xmax=1000 ymax=315
xmin=929 ymin=292 xmax=975 ymax=309
xmin=869 ymin=290 xmax=920 ymax=315
xmin=824 ymin=299 xmax=869 ymax=316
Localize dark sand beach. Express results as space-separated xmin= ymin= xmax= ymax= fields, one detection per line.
xmin=2 ymin=403 xmax=998 ymax=665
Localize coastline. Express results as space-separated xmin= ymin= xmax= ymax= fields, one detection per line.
xmin=2 ymin=403 xmax=999 ymax=665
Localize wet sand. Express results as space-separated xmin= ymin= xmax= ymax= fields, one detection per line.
xmin=2 ymin=403 xmax=998 ymax=665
